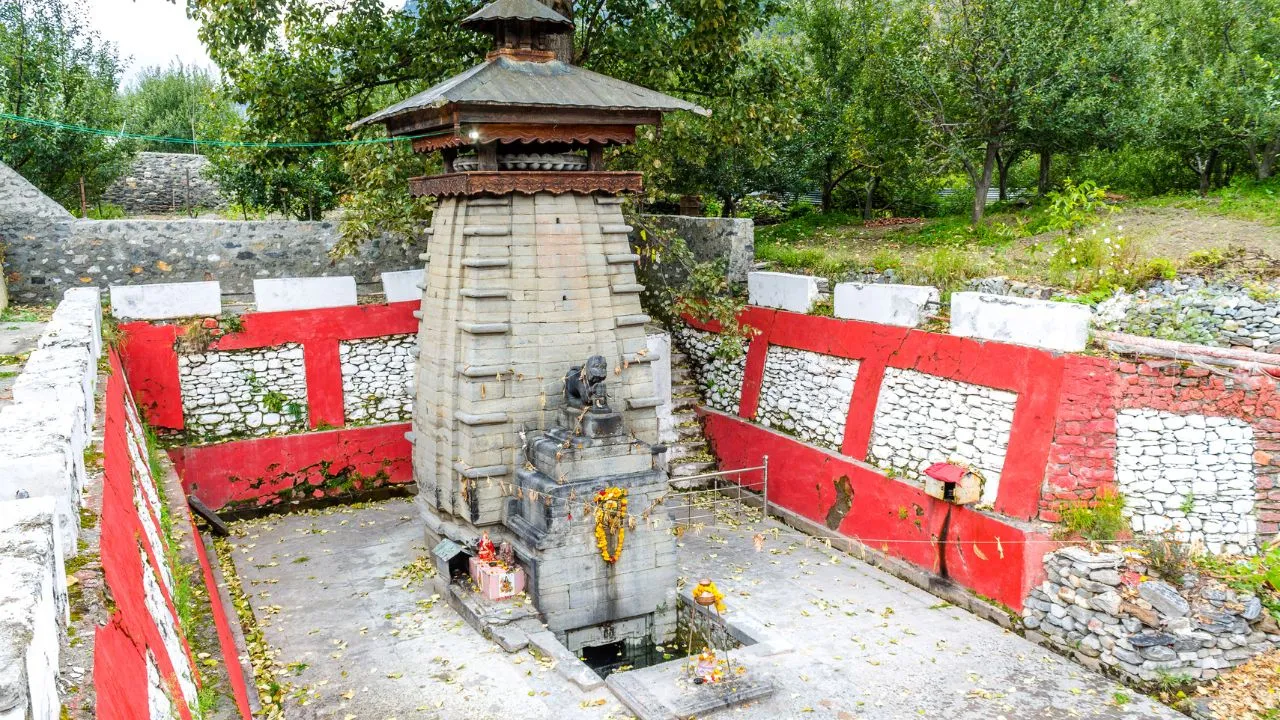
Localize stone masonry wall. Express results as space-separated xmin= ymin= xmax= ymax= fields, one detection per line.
xmin=1117 ymin=409 xmax=1256 ymax=554
xmin=0 ymin=156 xmax=421 ymax=303
xmin=101 ymin=152 xmax=226 ymax=213
xmin=755 ymin=346 xmax=858 ymax=450
xmin=1044 ymin=355 xmax=1280 ymax=548
xmin=675 ymin=327 xmax=747 ymax=414
xmin=631 ymin=214 xmax=754 ymax=283
xmin=178 ymin=344 xmax=309 ymax=440
xmin=868 ymin=368 xmax=1017 ymax=505
xmin=340 ymin=334 xmax=416 ymax=425
xmin=1023 ymin=547 xmax=1279 ymax=684
xmin=1097 ymin=276 xmax=1280 ymax=353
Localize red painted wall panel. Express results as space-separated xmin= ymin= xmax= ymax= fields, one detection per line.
xmin=172 ymin=423 xmax=413 ymax=511
xmin=701 ymin=410 xmax=1049 ymax=609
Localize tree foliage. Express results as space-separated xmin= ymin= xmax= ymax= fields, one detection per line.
xmin=121 ymin=61 xmax=240 ymax=153
xmin=0 ymin=0 xmax=130 ymax=208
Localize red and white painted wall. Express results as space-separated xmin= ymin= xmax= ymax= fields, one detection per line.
xmin=112 ymin=272 xmax=421 ymax=512
xmin=683 ymin=273 xmax=1280 ymax=610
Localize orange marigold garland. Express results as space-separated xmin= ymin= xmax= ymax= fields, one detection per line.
xmin=593 ymin=487 xmax=628 ymax=563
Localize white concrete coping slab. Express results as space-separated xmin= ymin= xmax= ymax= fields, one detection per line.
xmin=834 ymin=283 xmax=940 ymax=327
xmin=747 ymin=272 xmax=820 ymax=314
xmin=0 ymin=546 xmax=62 ymax=720
xmin=0 ymin=497 xmax=68 ymax=624
xmin=380 ymin=269 xmax=424 ymax=303
xmin=0 ymin=430 xmax=80 ymax=553
xmin=109 ymin=281 xmax=221 ymax=320
xmin=950 ymin=292 xmax=1091 ymax=353
xmin=253 ymin=276 xmax=357 ymax=312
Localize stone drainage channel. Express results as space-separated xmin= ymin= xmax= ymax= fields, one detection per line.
xmin=211 ymin=488 xmax=1184 ymax=720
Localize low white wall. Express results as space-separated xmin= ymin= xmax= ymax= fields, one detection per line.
xmin=833 ymin=283 xmax=939 ymax=327
xmin=0 ymin=288 xmax=100 ymax=720
xmin=748 ymin=272 xmax=819 ymax=314
xmin=950 ymin=292 xmax=1091 ymax=352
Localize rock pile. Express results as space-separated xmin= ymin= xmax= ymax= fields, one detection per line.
xmin=178 ymin=344 xmax=309 ymax=439
xmin=1096 ymin=276 xmax=1280 ymax=353
xmin=676 ymin=328 xmax=747 ymax=415
xmin=340 ymin=335 xmax=417 ymax=425
xmin=756 ymin=346 xmax=859 ymax=450
xmin=1023 ymin=547 xmax=1280 ymax=684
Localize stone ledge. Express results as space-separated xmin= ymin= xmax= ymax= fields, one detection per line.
xmin=462 ymin=258 xmax=510 ymax=269
xmin=460 ymin=288 xmax=510 ymax=299
xmin=454 ymin=411 xmax=510 ymax=426
xmin=611 ymin=283 xmax=645 ymax=294
xmin=462 ymin=225 xmax=511 ymax=237
xmin=606 ymin=253 xmax=641 ymax=264
xmin=451 ymin=462 xmax=509 ymax=479
xmin=459 ymin=322 xmax=511 ymax=335
xmin=616 ymin=314 xmax=651 ymax=328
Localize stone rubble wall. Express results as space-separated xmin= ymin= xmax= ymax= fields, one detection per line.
xmin=756 ymin=346 xmax=858 ymax=450
xmin=675 ymin=327 xmax=746 ymax=414
xmin=178 ymin=344 xmax=309 ymax=439
xmin=0 ymin=288 xmax=100 ymax=720
xmin=868 ymin=369 xmax=1017 ymax=505
xmin=629 ymin=214 xmax=754 ymax=284
xmin=101 ymin=152 xmax=226 ymax=213
xmin=1116 ymin=409 xmax=1257 ymax=554
xmin=1097 ymin=276 xmax=1280 ymax=354
xmin=340 ymin=335 xmax=417 ymax=425
xmin=1023 ymin=547 xmax=1279 ymax=684
xmin=0 ymin=157 xmax=421 ymax=304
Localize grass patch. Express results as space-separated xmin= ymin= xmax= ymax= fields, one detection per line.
xmin=756 ymin=211 xmax=863 ymax=245
xmin=1134 ymin=178 xmax=1280 ymax=225
xmin=1057 ymin=490 xmax=1127 ymax=543
xmin=0 ymin=304 xmax=55 ymax=322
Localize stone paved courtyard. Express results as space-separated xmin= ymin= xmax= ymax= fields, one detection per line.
xmin=229 ymin=498 xmax=1184 ymax=719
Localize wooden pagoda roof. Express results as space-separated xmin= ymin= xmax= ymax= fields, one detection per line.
xmin=350 ymin=55 xmax=709 ymax=134
xmin=461 ymin=0 xmax=573 ymax=29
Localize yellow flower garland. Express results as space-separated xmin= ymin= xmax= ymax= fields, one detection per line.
xmin=593 ymin=487 xmax=628 ymax=563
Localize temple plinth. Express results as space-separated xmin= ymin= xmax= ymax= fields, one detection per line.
xmin=353 ymin=0 xmax=705 ymax=653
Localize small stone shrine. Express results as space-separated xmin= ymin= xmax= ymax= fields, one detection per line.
xmin=354 ymin=0 xmax=702 ymax=654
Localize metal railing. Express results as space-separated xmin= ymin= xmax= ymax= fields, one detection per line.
xmin=666 ymin=457 xmax=768 ymax=531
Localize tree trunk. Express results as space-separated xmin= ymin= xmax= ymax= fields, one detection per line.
xmin=722 ymin=195 xmax=736 ymax=218
xmin=862 ymin=175 xmax=879 ymax=221
xmin=821 ymin=156 xmax=834 ymax=213
xmin=1193 ymin=149 xmax=1218 ymax=196
xmin=1038 ymin=150 xmax=1052 ymax=195
xmin=1260 ymin=137 xmax=1280 ymax=180
xmin=538 ymin=0 xmax=574 ymax=62
xmin=971 ymin=142 xmax=1000 ymax=224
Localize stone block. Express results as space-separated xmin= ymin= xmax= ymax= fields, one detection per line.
xmin=380 ymin=269 xmax=425 ymax=303
xmin=0 ymin=428 xmax=80 ymax=552
xmin=0 ymin=501 xmax=63 ymax=720
xmin=748 ymin=272 xmax=819 ymax=314
xmin=833 ymin=282 xmax=939 ymax=327
xmin=109 ymin=281 xmax=221 ymax=320
xmin=253 ymin=276 xmax=357 ymax=312
xmin=645 ymin=331 xmax=674 ymax=445
xmin=950 ymin=292 xmax=1091 ymax=352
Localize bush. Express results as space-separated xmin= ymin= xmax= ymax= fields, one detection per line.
xmin=1138 ymin=532 xmax=1192 ymax=584
xmin=1058 ymin=490 xmax=1127 ymax=543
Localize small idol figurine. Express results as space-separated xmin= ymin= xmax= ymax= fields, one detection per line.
xmin=476 ymin=531 xmax=496 ymax=563
xmin=496 ymin=541 xmax=515 ymax=568
xmin=693 ymin=647 xmax=720 ymax=684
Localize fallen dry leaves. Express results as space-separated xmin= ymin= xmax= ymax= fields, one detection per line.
xmin=1201 ymin=648 xmax=1280 ymax=720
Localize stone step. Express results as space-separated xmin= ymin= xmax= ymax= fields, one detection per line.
xmin=665 ymin=442 xmax=709 ymax=463
xmin=671 ymin=381 xmax=699 ymax=396
xmin=670 ymin=460 xmax=717 ymax=478
xmin=671 ymin=395 xmax=700 ymax=412
xmin=674 ymin=423 xmax=704 ymax=441
xmin=670 ymin=366 xmax=691 ymax=383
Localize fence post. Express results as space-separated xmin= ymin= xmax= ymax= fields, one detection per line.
xmin=761 ymin=455 xmax=769 ymax=520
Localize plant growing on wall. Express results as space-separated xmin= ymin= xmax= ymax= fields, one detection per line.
xmin=1057 ymin=489 xmax=1128 ymax=543
xmin=631 ymin=219 xmax=756 ymax=360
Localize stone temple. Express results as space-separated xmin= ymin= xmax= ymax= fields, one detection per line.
xmin=353 ymin=0 xmax=707 ymax=653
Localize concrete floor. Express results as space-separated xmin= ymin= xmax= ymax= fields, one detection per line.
xmin=229 ymin=499 xmax=1183 ymax=720
xmin=227 ymin=500 xmax=632 ymax=720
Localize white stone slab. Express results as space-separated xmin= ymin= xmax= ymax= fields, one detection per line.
xmin=747 ymin=272 xmax=819 ymax=313
xmin=109 ymin=281 xmax=221 ymax=320
xmin=253 ymin=276 xmax=357 ymax=312
xmin=950 ymin=292 xmax=1091 ymax=352
xmin=380 ymin=269 xmax=424 ymax=303
xmin=646 ymin=332 xmax=675 ymax=445
xmin=834 ymin=283 xmax=939 ymax=327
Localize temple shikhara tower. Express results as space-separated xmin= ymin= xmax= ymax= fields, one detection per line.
xmin=354 ymin=0 xmax=706 ymax=653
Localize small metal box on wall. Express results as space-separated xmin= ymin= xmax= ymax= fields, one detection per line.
xmin=923 ymin=462 xmax=983 ymax=505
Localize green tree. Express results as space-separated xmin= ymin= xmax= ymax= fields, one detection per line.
xmin=122 ymin=61 xmax=240 ymax=152
xmin=1140 ymin=0 xmax=1280 ymax=188
xmin=888 ymin=0 xmax=1128 ymax=222
xmin=0 ymin=0 xmax=130 ymax=208
xmin=187 ymin=0 xmax=779 ymax=240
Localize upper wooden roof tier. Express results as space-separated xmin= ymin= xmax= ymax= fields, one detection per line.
xmin=460 ymin=0 xmax=574 ymax=31
xmin=351 ymin=55 xmax=708 ymax=136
